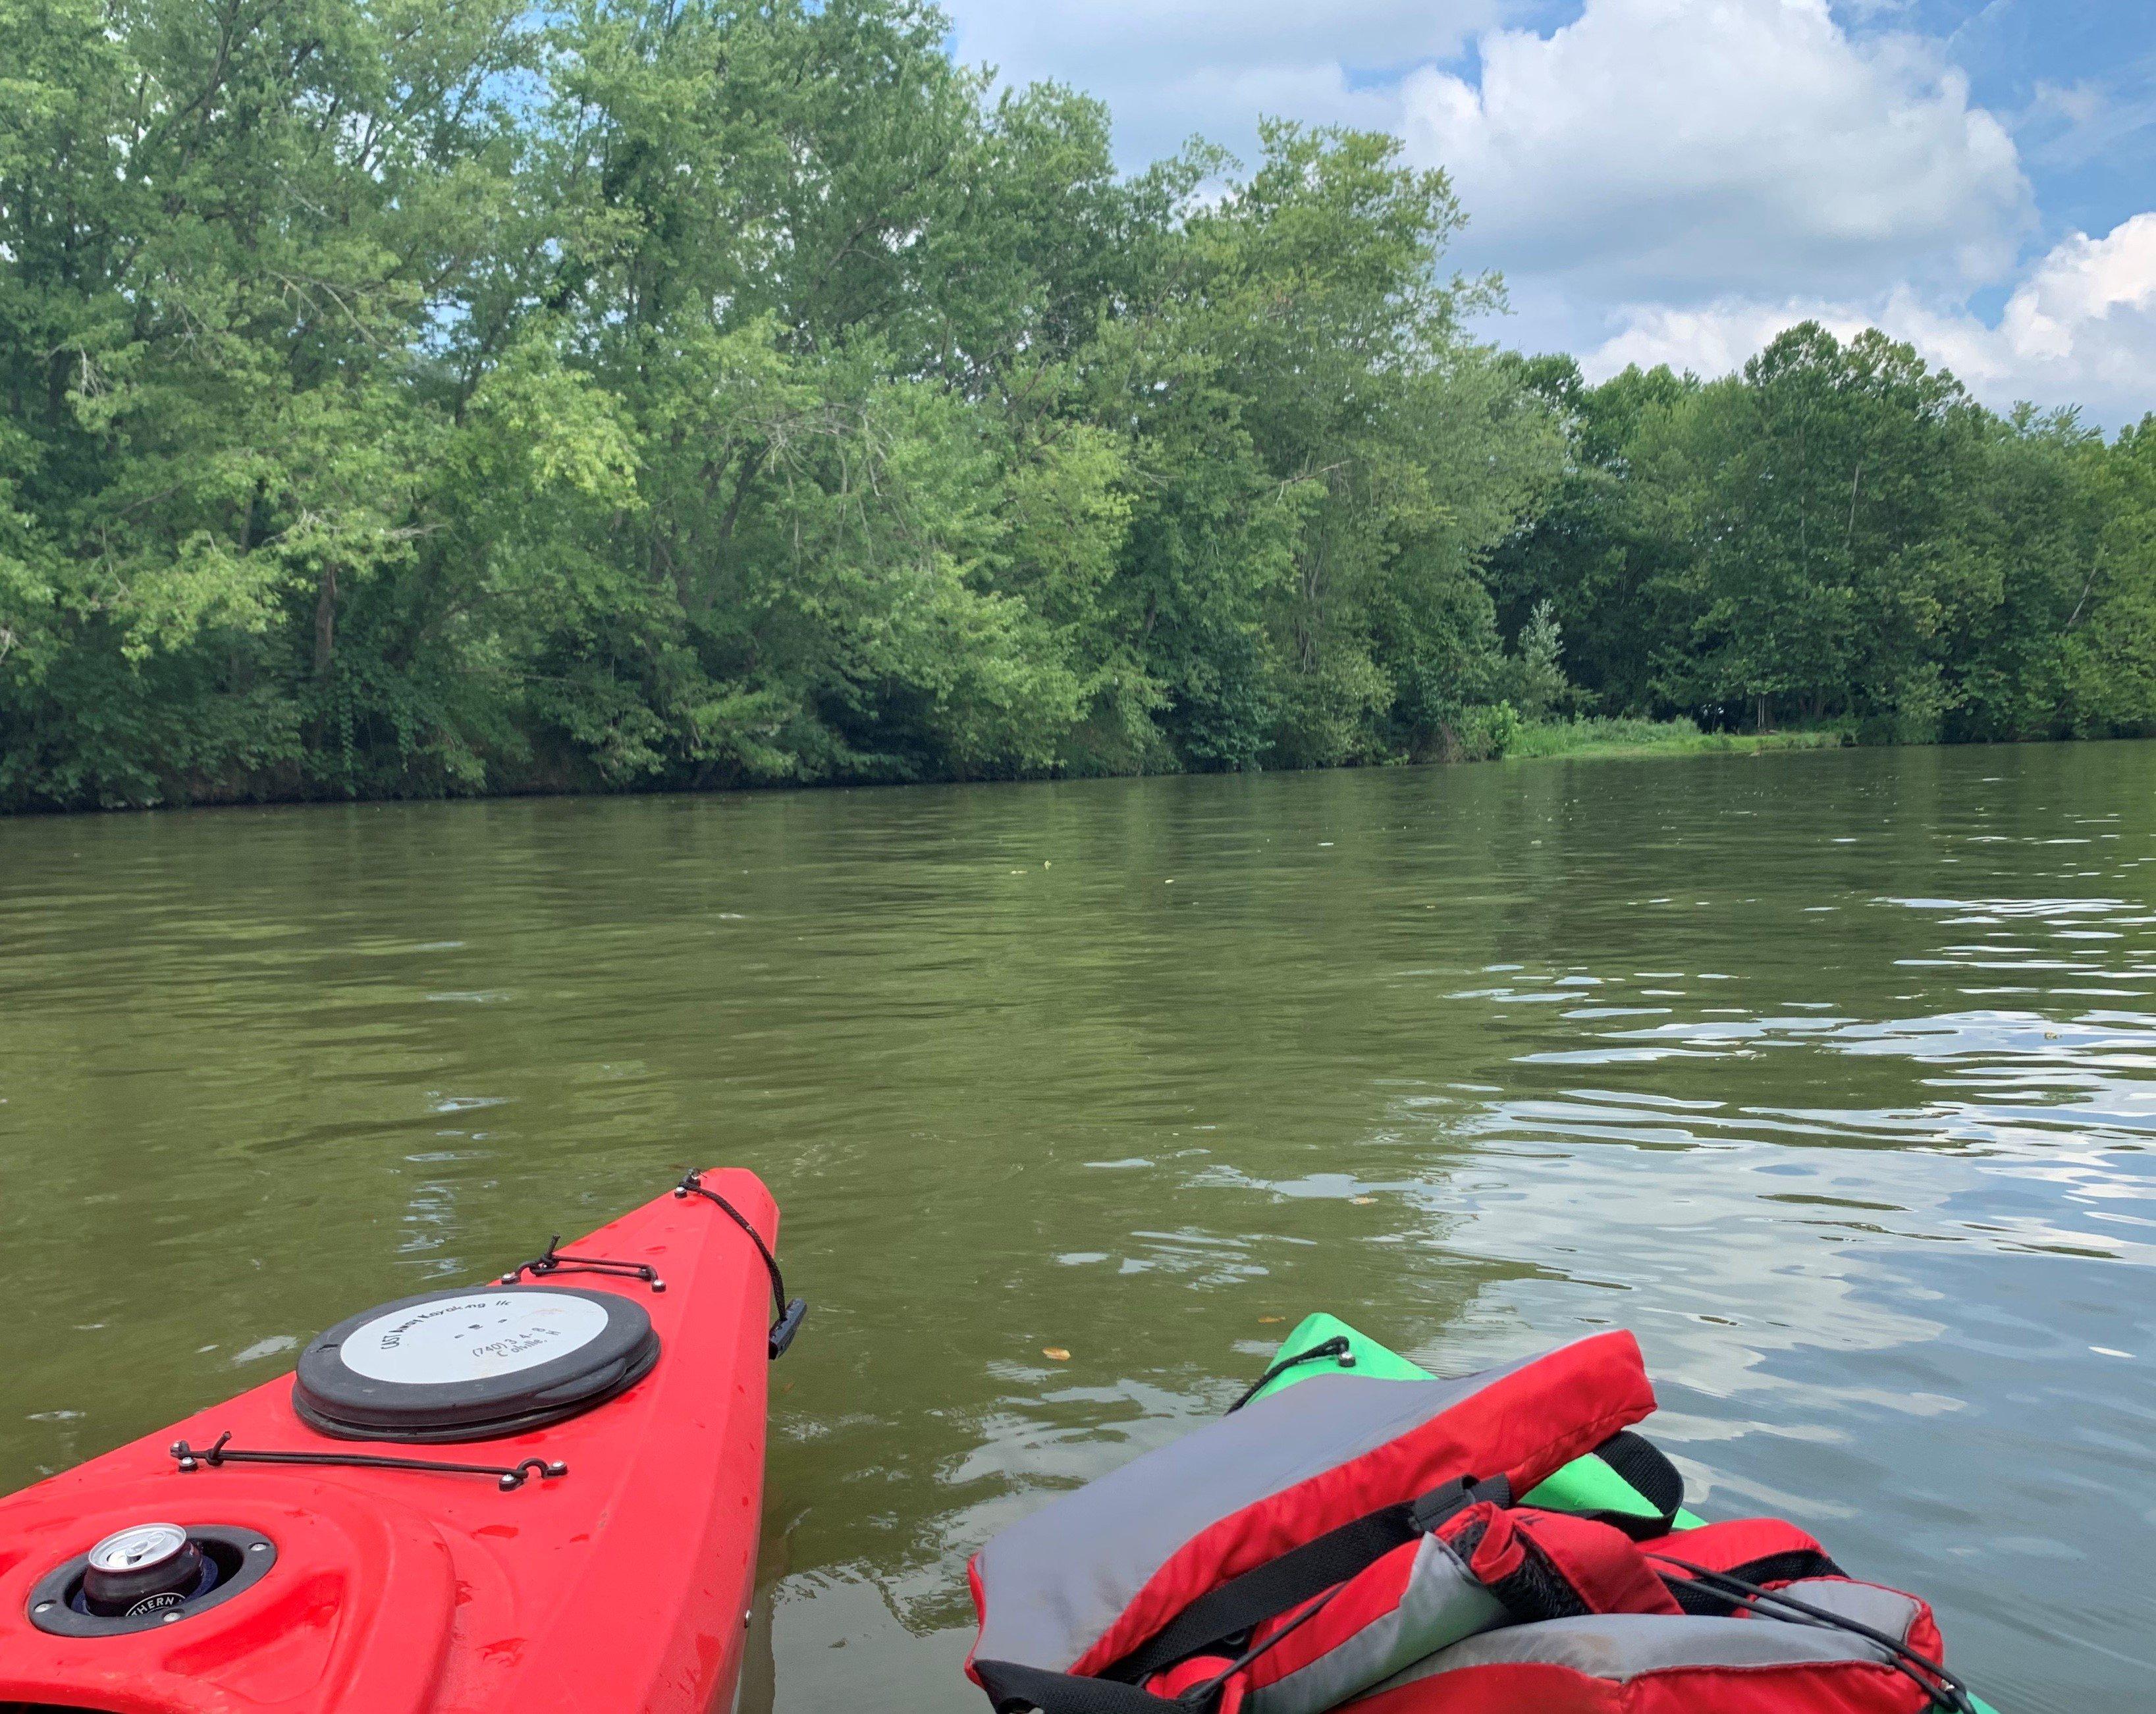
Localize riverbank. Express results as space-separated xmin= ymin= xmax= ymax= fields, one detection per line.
xmin=1504 ymin=716 xmax=1850 ymax=763
xmin=0 ymin=717 xmax=1943 ymax=815
xmin=1 ymin=718 xmax=1864 ymax=815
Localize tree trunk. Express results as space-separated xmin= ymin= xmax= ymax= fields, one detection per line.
xmin=313 ymin=566 xmax=338 ymax=678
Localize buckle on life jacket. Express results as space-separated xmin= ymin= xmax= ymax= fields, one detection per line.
xmin=1408 ymin=1473 xmax=1513 ymax=1535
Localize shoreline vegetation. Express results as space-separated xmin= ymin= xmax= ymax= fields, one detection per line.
xmin=0 ymin=716 xmax=1879 ymax=819
xmin=3 ymin=0 xmax=2152 ymax=815
xmin=1502 ymin=718 xmax=1850 ymax=763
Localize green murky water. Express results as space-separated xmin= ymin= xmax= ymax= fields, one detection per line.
xmin=3 ymin=743 xmax=2153 ymax=1713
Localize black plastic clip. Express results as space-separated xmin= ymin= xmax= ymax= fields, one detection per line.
xmin=768 ymin=1295 xmax=808 ymax=1359
xmin=1409 ymin=1472 xmax=1513 ymax=1534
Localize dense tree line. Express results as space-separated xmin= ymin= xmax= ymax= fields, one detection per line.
xmin=1 ymin=0 xmax=2151 ymax=810
xmin=1490 ymin=339 xmax=2156 ymax=743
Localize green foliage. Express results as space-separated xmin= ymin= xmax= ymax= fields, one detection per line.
xmin=0 ymin=0 xmax=2149 ymax=811
xmin=2062 ymin=415 xmax=2156 ymax=735
xmin=1440 ymin=699 xmax=1522 ymax=763
xmin=1503 ymin=601 xmax=1575 ymax=722
xmin=1492 ymin=326 xmax=2155 ymax=743
xmin=1503 ymin=715 xmax=1850 ymax=761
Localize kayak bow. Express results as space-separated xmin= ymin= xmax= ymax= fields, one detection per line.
xmin=0 ymin=1169 xmax=793 ymax=1714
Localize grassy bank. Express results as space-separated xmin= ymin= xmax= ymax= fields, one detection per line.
xmin=1504 ymin=716 xmax=1851 ymax=762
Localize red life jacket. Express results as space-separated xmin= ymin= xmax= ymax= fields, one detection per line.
xmin=1208 ymin=1501 xmax=1686 ymax=1714
xmin=967 ymin=1333 xmax=1662 ymax=1713
xmin=964 ymin=1335 xmax=1959 ymax=1714
xmin=1335 ymin=1513 xmax=1947 ymax=1714
xmin=1342 ymin=1576 xmax=1947 ymax=1714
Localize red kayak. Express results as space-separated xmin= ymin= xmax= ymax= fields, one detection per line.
xmin=0 ymin=1169 xmax=803 ymax=1714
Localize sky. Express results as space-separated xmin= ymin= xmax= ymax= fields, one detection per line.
xmin=939 ymin=0 xmax=2156 ymax=427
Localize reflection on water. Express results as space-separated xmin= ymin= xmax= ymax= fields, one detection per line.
xmin=3 ymin=743 xmax=2153 ymax=1714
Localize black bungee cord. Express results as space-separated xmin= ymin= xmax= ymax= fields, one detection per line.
xmin=501 ymin=1233 xmax=666 ymax=1291
xmin=173 ymin=1432 xmax=566 ymax=1491
xmin=1225 ymin=1336 xmax=1355 ymax=1413
xmin=674 ymin=1170 xmax=808 ymax=1358
xmin=1178 ymin=1583 xmax=1347 ymax=1709
xmin=1648 ymin=1553 xmax=1979 ymax=1714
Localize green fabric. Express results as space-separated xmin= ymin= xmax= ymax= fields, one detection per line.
xmin=1245 ymin=1314 xmax=1704 ymax=1530
xmin=1245 ymin=1312 xmax=1432 ymax=1398
xmin=1524 ymin=1456 xmax=1705 ymax=1528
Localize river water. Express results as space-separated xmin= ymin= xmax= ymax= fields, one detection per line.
xmin=3 ymin=743 xmax=2153 ymax=1713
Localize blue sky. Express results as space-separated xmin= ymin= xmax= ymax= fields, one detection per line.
xmin=940 ymin=0 xmax=2156 ymax=425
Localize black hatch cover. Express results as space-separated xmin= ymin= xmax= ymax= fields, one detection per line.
xmin=292 ymin=1285 xmax=659 ymax=1443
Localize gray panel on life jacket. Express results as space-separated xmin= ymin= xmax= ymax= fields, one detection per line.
xmin=1358 ymin=1581 xmax=1923 ymax=1696
xmin=971 ymin=1345 xmax=1557 ymax=1675
xmin=1247 ymin=1534 xmax=1506 ymax=1714
xmin=1771 ymin=1578 xmax=1922 ymax=1642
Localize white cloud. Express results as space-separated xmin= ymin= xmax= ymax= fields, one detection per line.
xmin=1401 ymin=0 xmax=2032 ymax=300
xmin=936 ymin=0 xmax=2153 ymax=425
xmin=940 ymin=0 xmax=1501 ymax=165
xmin=1902 ymin=213 xmax=2156 ymax=407
xmin=1586 ymin=298 xmax=1873 ymax=377
xmin=1580 ymin=213 xmax=2156 ymax=423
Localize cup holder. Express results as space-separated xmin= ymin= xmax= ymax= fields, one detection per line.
xmin=26 ymin=1526 xmax=276 ymax=1638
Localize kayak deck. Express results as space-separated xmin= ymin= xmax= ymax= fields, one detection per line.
xmin=0 ymin=1171 xmax=780 ymax=1714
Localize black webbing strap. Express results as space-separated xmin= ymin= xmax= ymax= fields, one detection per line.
xmin=1102 ymin=1473 xmax=1513 ymax=1690
xmin=1564 ymin=1429 xmax=1685 ymax=1540
xmin=973 ymin=1473 xmax=1513 ymax=1713
xmin=1596 ymin=1430 xmax=1683 ymax=1518
xmin=971 ymin=1661 xmax=1188 ymax=1714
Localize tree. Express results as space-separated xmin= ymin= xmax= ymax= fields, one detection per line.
xmin=3 ymin=0 xmax=2149 ymax=811
xmin=1504 ymin=601 xmax=1573 ymax=722
xmin=2064 ymin=416 xmax=2156 ymax=735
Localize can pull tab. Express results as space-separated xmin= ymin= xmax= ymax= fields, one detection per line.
xmin=81 ymin=1523 xmax=209 ymax=1617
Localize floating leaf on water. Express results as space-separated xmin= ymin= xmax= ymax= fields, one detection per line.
xmin=1257 ymin=1314 xmax=1284 ymax=1325
xmin=1042 ymin=1346 xmax=1071 ymax=1362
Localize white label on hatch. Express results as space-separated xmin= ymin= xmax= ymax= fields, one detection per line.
xmin=340 ymin=1292 xmax=610 ymax=1385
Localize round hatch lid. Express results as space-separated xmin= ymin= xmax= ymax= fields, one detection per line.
xmin=293 ymin=1286 xmax=659 ymax=1443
